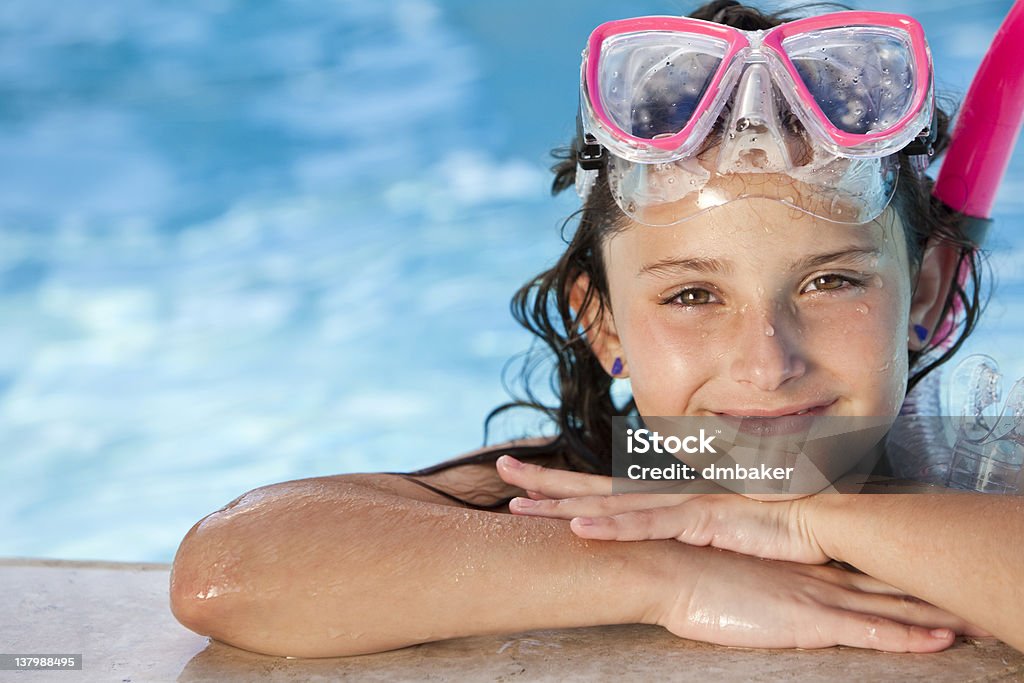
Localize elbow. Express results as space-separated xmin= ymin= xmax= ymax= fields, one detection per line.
xmin=169 ymin=513 xmax=299 ymax=655
xmin=169 ymin=487 xmax=279 ymax=645
xmin=167 ymin=483 xmax=380 ymax=657
xmin=169 ymin=515 xmax=227 ymax=639
xmin=169 ymin=501 xmax=260 ymax=648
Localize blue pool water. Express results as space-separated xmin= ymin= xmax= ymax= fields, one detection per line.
xmin=1 ymin=0 xmax=1021 ymax=562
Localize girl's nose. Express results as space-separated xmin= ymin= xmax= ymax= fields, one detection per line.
xmin=728 ymin=304 xmax=807 ymax=392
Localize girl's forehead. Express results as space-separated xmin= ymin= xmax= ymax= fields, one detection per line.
xmin=605 ymin=200 xmax=906 ymax=270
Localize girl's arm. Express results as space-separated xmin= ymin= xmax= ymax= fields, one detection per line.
xmin=808 ymin=493 xmax=1024 ymax=650
xmin=498 ymin=459 xmax=1019 ymax=649
xmin=169 ymin=463 xmax=976 ymax=657
xmin=169 ymin=471 xmax=669 ymax=657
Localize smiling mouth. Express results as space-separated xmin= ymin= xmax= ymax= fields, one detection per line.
xmin=713 ymin=401 xmax=836 ymax=418
xmin=711 ymin=401 xmax=836 ymax=436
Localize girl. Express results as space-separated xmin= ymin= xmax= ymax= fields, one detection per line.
xmin=169 ymin=0 xmax=1022 ymax=657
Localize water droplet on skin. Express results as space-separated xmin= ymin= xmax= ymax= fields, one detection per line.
xmin=856 ymin=304 xmax=869 ymax=315
xmin=765 ymin=324 xmax=775 ymax=337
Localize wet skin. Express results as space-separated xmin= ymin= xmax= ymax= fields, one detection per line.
xmin=584 ymin=198 xmax=919 ymax=421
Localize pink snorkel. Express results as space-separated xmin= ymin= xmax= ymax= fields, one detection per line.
xmin=933 ymin=0 xmax=1024 ymax=245
xmin=892 ymin=1 xmax=1024 ymax=484
xmin=930 ymin=0 xmax=1024 ymax=346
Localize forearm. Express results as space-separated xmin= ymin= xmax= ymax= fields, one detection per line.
xmin=170 ymin=475 xmax=687 ymax=657
xmin=810 ymin=493 xmax=1024 ymax=649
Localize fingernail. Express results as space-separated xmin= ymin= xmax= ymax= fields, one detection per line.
xmin=930 ymin=628 xmax=953 ymax=639
xmin=500 ymin=455 xmax=523 ymax=469
xmin=512 ymin=497 xmax=536 ymax=509
xmin=574 ymin=517 xmax=595 ymax=527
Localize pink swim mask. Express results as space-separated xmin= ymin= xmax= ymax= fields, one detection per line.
xmin=576 ymin=11 xmax=936 ymax=225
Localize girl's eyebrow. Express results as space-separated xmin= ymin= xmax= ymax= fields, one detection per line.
xmin=795 ymin=247 xmax=882 ymax=271
xmin=638 ymin=247 xmax=882 ymax=278
xmin=638 ymin=256 xmax=731 ymax=277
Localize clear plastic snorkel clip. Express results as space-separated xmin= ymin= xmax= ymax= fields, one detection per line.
xmin=575 ymin=109 xmax=604 ymax=202
xmin=945 ymin=355 xmax=1024 ymax=493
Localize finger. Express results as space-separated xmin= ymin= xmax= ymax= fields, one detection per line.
xmin=570 ymin=506 xmax=711 ymax=543
xmin=824 ymin=609 xmax=957 ymax=653
xmin=792 ymin=563 xmax=910 ymax=596
xmin=828 ymin=589 xmax=975 ymax=635
xmin=509 ymin=493 xmax=685 ymax=520
xmin=831 ymin=571 xmax=908 ymax=596
xmin=792 ymin=562 xmax=998 ymax=641
xmin=497 ymin=455 xmax=615 ymax=498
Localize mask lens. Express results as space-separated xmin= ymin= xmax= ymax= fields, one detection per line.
xmin=597 ymin=32 xmax=727 ymax=139
xmin=784 ymin=27 xmax=919 ymax=136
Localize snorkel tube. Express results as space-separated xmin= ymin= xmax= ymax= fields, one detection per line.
xmin=929 ymin=0 xmax=1024 ymax=346
xmin=933 ymin=0 xmax=1024 ymax=238
xmin=891 ymin=0 xmax=1024 ymax=484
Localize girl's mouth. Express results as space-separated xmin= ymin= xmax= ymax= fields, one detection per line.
xmin=710 ymin=401 xmax=837 ymax=436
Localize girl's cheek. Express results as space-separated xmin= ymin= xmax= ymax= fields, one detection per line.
xmin=623 ymin=310 xmax=728 ymax=413
xmin=802 ymin=291 xmax=908 ymax=405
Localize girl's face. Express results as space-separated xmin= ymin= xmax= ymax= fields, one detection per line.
xmin=598 ymin=198 xmax=919 ymax=419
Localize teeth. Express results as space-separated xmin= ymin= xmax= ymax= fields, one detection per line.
xmin=795 ymin=408 xmax=810 ymax=415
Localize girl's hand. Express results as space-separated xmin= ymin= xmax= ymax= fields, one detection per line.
xmin=497 ymin=455 xmax=828 ymax=564
xmin=656 ymin=547 xmax=975 ymax=651
xmin=497 ymin=456 xmax=987 ymax=649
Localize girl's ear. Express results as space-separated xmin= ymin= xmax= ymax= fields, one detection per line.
xmin=569 ymin=273 xmax=628 ymax=377
xmin=908 ymin=243 xmax=961 ymax=351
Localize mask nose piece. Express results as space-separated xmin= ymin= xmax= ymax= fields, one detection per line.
xmin=717 ymin=63 xmax=795 ymax=172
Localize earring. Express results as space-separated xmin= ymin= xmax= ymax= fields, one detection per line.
xmin=611 ymin=357 xmax=623 ymax=376
xmin=913 ymin=324 xmax=929 ymax=342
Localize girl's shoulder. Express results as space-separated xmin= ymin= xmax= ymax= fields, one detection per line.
xmin=403 ymin=436 xmax=567 ymax=510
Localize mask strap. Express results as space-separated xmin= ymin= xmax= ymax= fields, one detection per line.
xmin=904 ymin=107 xmax=938 ymax=176
xmin=575 ymin=108 xmax=605 ymax=201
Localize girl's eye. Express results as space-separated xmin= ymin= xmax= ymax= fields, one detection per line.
xmin=665 ymin=287 xmax=718 ymax=306
xmin=803 ymin=274 xmax=862 ymax=293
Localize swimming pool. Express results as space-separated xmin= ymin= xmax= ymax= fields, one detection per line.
xmin=1 ymin=0 xmax=1020 ymax=562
